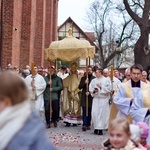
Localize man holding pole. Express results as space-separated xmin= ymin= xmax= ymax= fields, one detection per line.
xmin=78 ymin=66 xmax=95 ymax=131
xmin=43 ymin=66 xmax=63 ymax=128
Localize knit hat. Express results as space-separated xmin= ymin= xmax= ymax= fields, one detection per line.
xmin=130 ymin=124 xmax=141 ymax=142
xmin=137 ymin=122 xmax=149 ymax=138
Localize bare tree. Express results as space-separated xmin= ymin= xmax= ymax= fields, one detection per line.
xmin=123 ymin=0 xmax=150 ymax=71
xmin=86 ymin=0 xmax=136 ymax=68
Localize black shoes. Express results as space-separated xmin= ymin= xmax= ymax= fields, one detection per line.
xmin=46 ymin=123 xmax=50 ymax=128
xmin=54 ymin=121 xmax=57 ymax=127
xmin=72 ymin=124 xmax=77 ymax=126
xmin=94 ymin=129 xmax=98 ymax=134
xmin=94 ymin=129 xmax=103 ymax=135
xmin=82 ymin=126 xmax=87 ymax=131
xmin=46 ymin=121 xmax=57 ymax=128
xmin=65 ymin=122 xmax=71 ymax=127
xmin=87 ymin=126 xmax=91 ymax=130
xmin=82 ymin=126 xmax=91 ymax=131
xmin=98 ymin=130 xmax=103 ymax=135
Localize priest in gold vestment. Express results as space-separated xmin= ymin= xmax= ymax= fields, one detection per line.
xmin=62 ymin=62 xmax=82 ymax=126
xmin=113 ymin=64 xmax=147 ymax=123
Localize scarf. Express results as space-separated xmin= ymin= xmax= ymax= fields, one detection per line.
xmin=0 ymin=100 xmax=31 ymax=150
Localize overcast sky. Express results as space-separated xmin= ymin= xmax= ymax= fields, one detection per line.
xmin=58 ymin=0 xmax=94 ymax=31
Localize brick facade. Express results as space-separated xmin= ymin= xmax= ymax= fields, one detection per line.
xmin=34 ymin=0 xmax=44 ymax=67
xmin=20 ymin=0 xmax=31 ymax=68
xmin=12 ymin=0 xmax=22 ymax=66
xmin=0 ymin=0 xmax=2 ymax=66
xmin=0 ymin=0 xmax=58 ymax=69
xmin=1 ymin=0 xmax=14 ymax=68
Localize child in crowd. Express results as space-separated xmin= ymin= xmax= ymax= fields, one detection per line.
xmin=130 ymin=124 xmax=141 ymax=143
xmin=130 ymin=124 xmax=146 ymax=149
xmin=0 ymin=71 xmax=56 ymax=150
xmin=137 ymin=122 xmax=150 ymax=150
xmin=103 ymin=118 xmax=141 ymax=150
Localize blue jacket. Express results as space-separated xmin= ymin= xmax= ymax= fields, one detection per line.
xmin=5 ymin=112 xmax=56 ymax=150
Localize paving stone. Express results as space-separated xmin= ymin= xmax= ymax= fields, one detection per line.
xmin=46 ymin=120 xmax=108 ymax=150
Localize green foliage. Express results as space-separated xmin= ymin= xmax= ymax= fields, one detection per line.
xmin=57 ymin=59 xmax=70 ymax=69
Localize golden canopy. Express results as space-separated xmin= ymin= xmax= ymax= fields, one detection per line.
xmin=45 ymin=36 xmax=95 ymax=62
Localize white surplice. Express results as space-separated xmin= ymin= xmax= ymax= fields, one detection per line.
xmin=25 ymin=74 xmax=46 ymax=112
xmin=130 ymin=86 xmax=150 ymax=144
xmin=112 ymin=77 xmax=121 ymax=90
xmin=57 ymin=72 xmax=69 ymax=80
xmin=113 ymin=80 xmax=146 ymax=119
xmin=89 ymin=76 xmax=111 ymax=130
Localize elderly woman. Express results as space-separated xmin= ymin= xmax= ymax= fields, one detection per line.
xmin=0 ymin=71 xmax=56 ymax=150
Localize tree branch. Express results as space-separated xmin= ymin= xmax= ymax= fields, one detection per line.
xmin=142 ymin=0 xmax=150 ymax=23
xmin=123 ymin=0 xmax=142 ymax=26
xmin=105 ymin=51 xmax=117 ymax=66
xmin=131 ymin=0 xmax=144 ymax=10
xmin=105 ymin=46 xmax=130 ymax=66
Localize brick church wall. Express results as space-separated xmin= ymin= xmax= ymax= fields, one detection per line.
xmin=20 ymin=0 xmax=32 ymax=69
xmin=0 ymin=0 xmax=58 ymax=69
xmin=1 ymin=0 xmax=14 ymax=68
xmin=34 ymin=0 xmax=44 ymax=67
xmin=29 ymin=0 xmax=37 ymax=67
xmin=0 ymin=0 xmax=2 ymax=66
xmin=43 ymin=0 xmax=58 ymax=68
xmin=12 ymin=0 xmax=22 ymax=67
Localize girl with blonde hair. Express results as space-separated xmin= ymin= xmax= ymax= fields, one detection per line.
xmin=103 ymin=118 xmax=142 ymax=150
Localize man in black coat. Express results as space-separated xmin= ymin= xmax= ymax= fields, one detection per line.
xmin=78 ymin=66 xmax=95 ymax=131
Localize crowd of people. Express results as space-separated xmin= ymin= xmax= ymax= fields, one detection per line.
xmin=0 ymin=62 xmax=150 ymax=150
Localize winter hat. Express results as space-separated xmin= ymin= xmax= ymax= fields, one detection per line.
xmin=130 ymin=124 xmax=141 ymax=142
xmin=137 ymin=122 xmax=149 ymax=138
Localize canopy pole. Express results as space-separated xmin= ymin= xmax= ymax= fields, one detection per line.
xmin=89 ymin=58 xmax=91 ymax=66
xmin=31 ymin=62 xmax=36 ymax=100
xmin=49 ymin=61 xmax=53 ymax=118
xmin=86 ymin=57 xmax=89 ymax=117
xmin=109 ymin=65 xmax=114 ymax=105
xmin=55 ymin=60 xmax=57 ymax=71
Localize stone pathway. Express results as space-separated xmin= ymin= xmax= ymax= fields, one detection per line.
xmin=46 ymin=121 xmax=108 ymax=150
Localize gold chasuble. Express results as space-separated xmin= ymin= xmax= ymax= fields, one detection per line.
xmin=108 ymin=94 xmax=119 ymax=131
xmin=125 ymin=82 xmax=149 ymax=123
xmin=142 ymin=85 xmax=150 ymax=108
xmin=62 ymin=62 xmax=82 ymax=124
xmin=63 ymin=74 xmax=81 ymax=117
